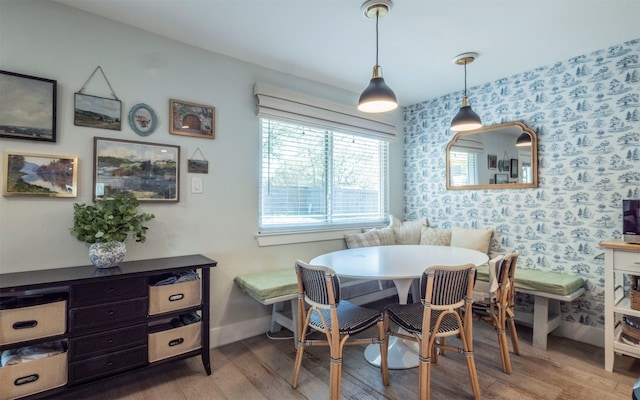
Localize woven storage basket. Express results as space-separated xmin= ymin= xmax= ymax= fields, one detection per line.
xmin=631 ymin=276 xmax=640 ymax=311
xmin=621 ymin=321 xmax=640 ymax=342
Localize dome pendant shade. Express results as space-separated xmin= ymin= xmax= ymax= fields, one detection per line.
xmin=358 ymin=0 xmax=397 ymax=113
xmin=516 ymin=132 xmax=532 ymax=146
xmin=358 ymin=65 xmax=397 ymax=113
xmin=451 ymin=96 xmax=482 ymax=131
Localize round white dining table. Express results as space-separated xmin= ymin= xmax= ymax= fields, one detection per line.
xmin=310 ymin=244 xmax=489 ymax=369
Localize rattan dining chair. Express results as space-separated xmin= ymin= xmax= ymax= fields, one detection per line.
xmin=291 ymin=260 xmax=389 ymax=400
xmin=472 ymin=251 xmax=521 ymax=374
xmin=383 ymin=263 xmax=480 ymax=400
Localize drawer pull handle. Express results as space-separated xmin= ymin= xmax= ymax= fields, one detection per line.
xmin=13 ymin=320 xmax=38 ymax=330
xmin=169 ymin=293 xmax=185 ymax=302
xmin=169 ymin=338 xmax=184 ymax=347
xmin=107 ymin=339 xmax=114 ymax=344
xmin=108 ymin=311 xmax=115 ymax=317
xmin=108 ymin=288 xmax=115 ymax=293
xmin=15 ymin=374 xmax=39 ymax=386
xmin=108 ymin=361 xmax=113 ymax=367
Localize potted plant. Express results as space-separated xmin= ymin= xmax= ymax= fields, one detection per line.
xmin=70 ymin=192 xmax=155 ymax=268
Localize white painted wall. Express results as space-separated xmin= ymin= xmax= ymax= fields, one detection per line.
xmin=0 ymin=0 xmax=404 ymax=345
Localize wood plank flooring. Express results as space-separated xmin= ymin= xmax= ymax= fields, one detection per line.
xmin=59 ymin=312 xmax=640 ymax=399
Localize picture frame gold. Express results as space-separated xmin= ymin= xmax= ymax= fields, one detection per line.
xmin=169 ymin=99 xmax=215 ymax=139
xmin=3 ymin=151 xmax=77 ymax=197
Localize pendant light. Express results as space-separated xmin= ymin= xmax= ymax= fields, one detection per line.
xmin=358 ymin=0 xmax=397 ymax=113
xmin=516 ymin=132 xmax=532 ymax=146
xmin=450 ymin=52 xmax=482 ymax=132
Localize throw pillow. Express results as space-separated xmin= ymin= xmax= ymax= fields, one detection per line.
xmin=393 ymin=218 xmax=427 ymax=245
xmin=419 ymin=226 xmax=452 ymax=246
xmin=450 ymin=226 xmax=493 ymax=254
xmin=344 ymin=230 xmax=381 ymax=248
xmin=374 ymin=226 xmax=396 ymax=245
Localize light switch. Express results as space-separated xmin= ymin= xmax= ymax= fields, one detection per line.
xmin=191 ymin=177 xmax=203 ymax=194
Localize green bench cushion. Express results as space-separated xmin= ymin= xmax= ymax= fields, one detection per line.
xmin=476 ymin=265 xmax=584 ymax=296
xmin=234 ymin=269 xmax=297 ymax=302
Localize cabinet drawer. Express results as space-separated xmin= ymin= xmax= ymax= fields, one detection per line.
xmin=149 ymin=280 xmax=201 ymax=315
xmin=69 ymin=298 xmax=148 ymax=332
xmin=0 ymin=300 xmax=66 ymax=346
xmin=0 ymin=351 xmax=67 ymax=400
xmin=614 ymin=250 xmax=640 ymax=272
xmin=68 ymin=324 xmax=147 ymax=361
xmin=68 ymin=345 xmax=147 ymax=385
xmin=148 ymin=322 xmax=201 ymax=362
xmin=70 ymin=276 xmax=147 ymax=307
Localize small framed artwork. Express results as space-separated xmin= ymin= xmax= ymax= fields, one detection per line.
xmin=510 ymin=158 xmax=519 ymax=178
xmin=3 ymin=151 xmax=77 ymax=197
xmin=93 ymin=137 xmax=180 ymax=202
xmin=170 ymin=99 xmax=215 ymax=139
xmin=0 ymin=70 xmax=57 ymax=142
xmin=128 ymin=103 xmax=157 ymax=136
xmin=75 ymin=93 xmax=122 ymax=131
xmin=188 ymin=159 xmax=209 ymax=174
xmin=495 ymin=173 xmax=509 ymax=184
xmin=487 ymin=154 xmax=497 ymax=170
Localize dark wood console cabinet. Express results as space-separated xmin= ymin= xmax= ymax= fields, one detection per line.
xmin=0 ymin=254 xmax=217 ymax=400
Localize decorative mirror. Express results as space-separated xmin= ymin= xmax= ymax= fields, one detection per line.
xmin=446 ymin=121 xmax=538 ymax=190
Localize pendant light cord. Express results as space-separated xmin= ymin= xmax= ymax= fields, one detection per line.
xmin=375 ymin=9 xmax=380 ymax=66
xmin=463 ymin=60 xmax=468 ymax=97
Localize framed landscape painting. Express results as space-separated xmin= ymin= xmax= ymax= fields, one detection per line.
xmin=3 ymin=151 xmax=77 ymax=197
xmin=93 ymin=137 xmax=180 ymax=202
xmin=75 ymin=93 xmax=122 ymax=131
xmin=0 ymin=70 xmax=57 ymax=142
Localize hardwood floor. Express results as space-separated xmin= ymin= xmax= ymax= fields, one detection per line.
xmin=59 ymin=315 xmax=640 ymax=400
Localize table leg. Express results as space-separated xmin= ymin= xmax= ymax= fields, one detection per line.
xmin=364 ymin=278 xmax=419 ymax=369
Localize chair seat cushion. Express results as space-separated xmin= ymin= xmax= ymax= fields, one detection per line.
xmin=385 ymin=303 xmax=460 ymax=335
xmin=234 ymin=269 xmax=297 ymax=302
xmin=475 ymin=266 xmax=584 ymax=296
xmin=310 ymin=301 xmax=382 ymax=335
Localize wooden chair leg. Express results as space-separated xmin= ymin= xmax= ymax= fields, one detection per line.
xmin=460 ymin=330 xmax=481 ymax=400
xmin=329 ymin=357 xmax=341 ymax=400
xmin=498 ymin=329 xmax=512 ymax=374
xmin=507 ymin=313 xmax=521 ymax=355
xmin=377 ymin=320 xmax=390 ymax=386
xmin=419 ymin=355 xmax=431 ymax=400
xmin=292 ymin=344 xmax=305 ymax=388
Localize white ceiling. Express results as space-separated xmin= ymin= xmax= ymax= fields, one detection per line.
xmin=54 ymin=0 xmax=640 ymax=106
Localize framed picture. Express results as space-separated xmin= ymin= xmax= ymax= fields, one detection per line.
xmin=128 ymin=103 xmax=157 ymax=136
xmin=75 ymin=93 xmax=122 ymax=131
xmin=495 ymin=173 xmax=509 ymax=184
xmin=510 ymin=158 xmax=519 ymax=178
xmin=188 ymin=159 xmax=209 ymax=174
xmin=487 ymin=154 xmax=497 ymax=170
xmin=0 ymin=70 xmax=57 ymax=142
xmin=170 ymin=99 xmax=215 ymax=139
xmin=3 ymin=151 xmax=77 ymax=197
xmin=93 ymin=137 xmax=180 ymax=202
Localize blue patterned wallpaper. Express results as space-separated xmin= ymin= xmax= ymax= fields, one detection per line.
xmin=402 ymin=38 xmax=640 ymax=333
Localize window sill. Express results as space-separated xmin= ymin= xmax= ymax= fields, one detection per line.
xmin=256 ymin=228 xmax=364 ymax=247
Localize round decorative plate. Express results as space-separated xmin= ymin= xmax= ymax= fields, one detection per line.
xmin=128 ymin=103 xmax=157 ymax=136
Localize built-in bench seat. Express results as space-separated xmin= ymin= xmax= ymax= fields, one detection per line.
xmin=476 ymin=266 xmax=585 ymax=349
xmin=234 ymin=268 xmax=397 ymax=345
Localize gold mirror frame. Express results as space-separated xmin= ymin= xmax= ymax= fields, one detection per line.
xmin=446 ymin=121 xmax=538 ymax=190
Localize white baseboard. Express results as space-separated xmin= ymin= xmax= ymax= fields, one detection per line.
xmin=208 ymin=315 xmax=605 ymax=350
xmin=209 ymin=315 xmax=272 ymax=348
xmin=558 ymin=320 xmax=603 ymax=348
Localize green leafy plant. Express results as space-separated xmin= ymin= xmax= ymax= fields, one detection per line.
xmin=70 ymin=192 xmax=155 ymax=245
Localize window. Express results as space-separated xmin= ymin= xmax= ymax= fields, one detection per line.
xmin=259 ymin=118 xmax=389 ymax=232
xmin=449 ymin=151 xmax=478 ymax=186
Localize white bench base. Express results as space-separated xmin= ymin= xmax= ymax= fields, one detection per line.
xmin=514 ymin=287 xmax=586 ymax=350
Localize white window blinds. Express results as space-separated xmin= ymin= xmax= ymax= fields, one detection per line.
xmin=255 ymin=84 xmax=392 ymax=233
